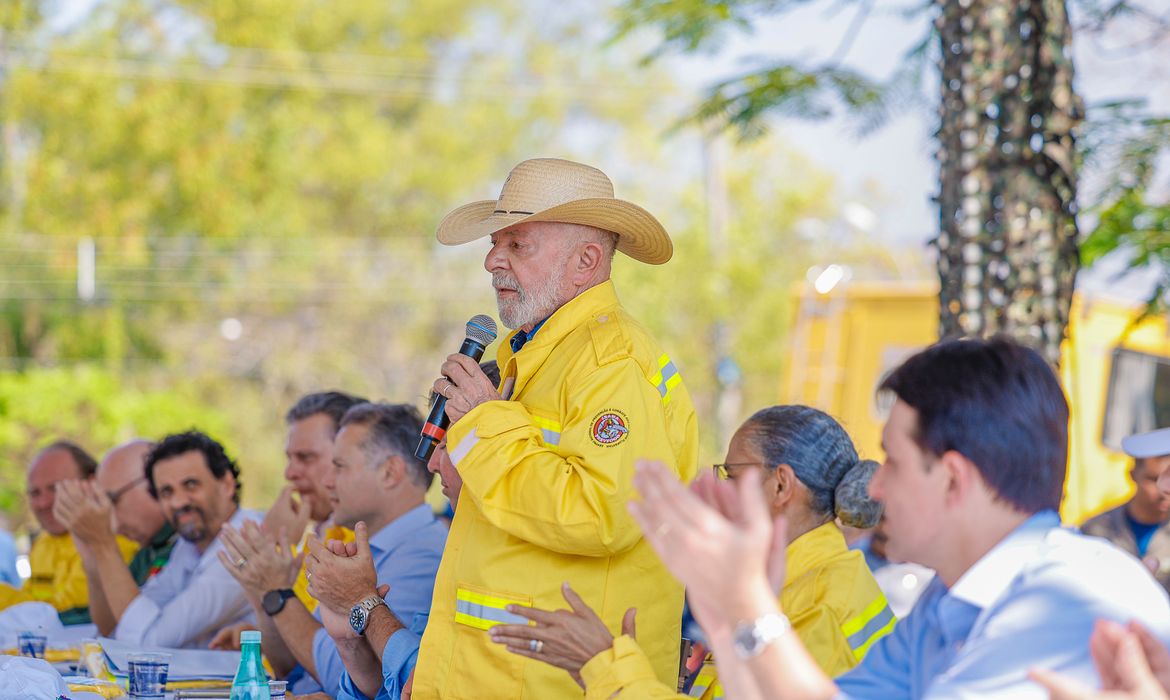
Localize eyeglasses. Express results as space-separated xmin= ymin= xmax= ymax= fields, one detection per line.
xmin=712 ymin=462 xmax=768 ymax=480
xmin=107 ymin=477 xmax=147 ymax=506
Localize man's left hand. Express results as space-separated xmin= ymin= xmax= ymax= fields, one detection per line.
xmin=433 ymin=353 xmax=501 ymax=423
xmin=217 ymin=520 xmax=301 ymax=601
xmin=304 ymin=521 xmax=380 ymax=615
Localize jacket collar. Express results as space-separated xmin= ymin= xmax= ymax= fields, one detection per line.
xmin=784 ymin=521 xmax=849 ymax=587
xmin=497 ymin=280 xmax=620 ymax=398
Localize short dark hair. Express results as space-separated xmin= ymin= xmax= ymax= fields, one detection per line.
xmin=879 ymin=336 xmax=1068 ymax=513
xmin=40 ymin=441 xmax=98 ymax=478
xmin=145 ymin=431 xmax=242 ymax=504
xmin=285 ymin=391 xmax=369 ymax=434
xmin=340 ymin=403 xmax=430 ymax=489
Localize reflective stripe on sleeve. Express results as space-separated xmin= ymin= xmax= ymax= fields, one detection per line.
xmin=449 ymin=428 xmax=480 ymax=466
xmin=649 ymin=354 xmax=683 ymax=405
xmin=842 ymin=595 xmax=896 ymax=660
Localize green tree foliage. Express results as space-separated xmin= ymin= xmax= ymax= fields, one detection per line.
xmin=1081 ymin=100 xmax=1170 ymax=316
xmin=0 ymin=0 xmax=896 ymax=521
xmin=0 ymin=366 xmax=237 ymax=513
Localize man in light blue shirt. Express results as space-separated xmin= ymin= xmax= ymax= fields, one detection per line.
xmin=623 ymin=337 xmax=1170 ymax=700
xmin=319 ymin=435 xmax=457 ymax=700
xmin=220 ymin=402 xmax=446 ymax=698
xmin=313 ymin=364 xmax=499 ymax=700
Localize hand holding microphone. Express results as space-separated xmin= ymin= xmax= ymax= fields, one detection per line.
xmin=416 ymin=315 xmax=499 ymax=461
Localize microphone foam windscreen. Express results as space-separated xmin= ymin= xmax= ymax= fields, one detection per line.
xmin=466 ymin=314 xmax=498 ymax=345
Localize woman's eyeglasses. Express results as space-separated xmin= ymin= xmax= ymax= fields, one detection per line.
xmin=711 ymin=462 xmax=768 ymax=480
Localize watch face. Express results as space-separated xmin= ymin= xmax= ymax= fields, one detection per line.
xmin=262 ymin=590 xmax=284 ymax=616
xmin=349 ymin=606 xmax=367 ymax=633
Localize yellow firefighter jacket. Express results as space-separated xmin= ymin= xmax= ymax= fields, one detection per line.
xmin=411 ymin=280 xmax=699 ymax=699
xmin=0 ymin=531 xmax=137 ymax=624
xmin=579 ymin=522 xmax=896 ymax=699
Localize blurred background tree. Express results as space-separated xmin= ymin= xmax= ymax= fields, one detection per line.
xmin=615 ymin=0 xmax=1168 ymax=366
xmin=0 ymin=0 xmax=914 ymax=520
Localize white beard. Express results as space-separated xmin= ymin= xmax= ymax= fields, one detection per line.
xmin=494 ymin=269 xmax=565 ymax=330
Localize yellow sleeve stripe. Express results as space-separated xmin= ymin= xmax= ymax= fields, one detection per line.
xmin=650 ymin=354 xmax=682 ymax=406
xmin=842 ymin=595 xmax=897 ymax=660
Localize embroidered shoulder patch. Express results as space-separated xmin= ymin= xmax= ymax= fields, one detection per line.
xmin=590 ymin=409 xmax=630 ymax=447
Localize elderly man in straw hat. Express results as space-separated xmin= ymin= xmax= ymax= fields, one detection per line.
xmin=383 ymin=158 xmax=698 ymax=699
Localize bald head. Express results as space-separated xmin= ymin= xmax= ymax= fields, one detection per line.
xmin=97 ymin=440 xmax=166 ymax=545
xmin=98 ymin=440 xmax=154 ymax=487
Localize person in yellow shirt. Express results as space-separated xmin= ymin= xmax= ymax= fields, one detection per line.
xmin=0 ymin=441 xmax=136 ymax=625
xmin=490 ymin=405 xmax=894 ymax=699
xmin=413 ymin=157 xmax=699 ymax=699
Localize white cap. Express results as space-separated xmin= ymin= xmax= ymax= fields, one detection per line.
xmin=1121 ymin=427 xmax=1170 ymax=459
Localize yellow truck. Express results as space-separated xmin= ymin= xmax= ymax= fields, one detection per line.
xmin=783 ymin=279 xmax=1170 ymax=524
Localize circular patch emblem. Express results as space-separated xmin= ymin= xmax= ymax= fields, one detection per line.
xmin=591 ymin=409 xmax=630 ymax=447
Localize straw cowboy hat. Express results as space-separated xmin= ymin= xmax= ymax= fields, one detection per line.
xmin=435 ymin=158 xmax=673 ymax=265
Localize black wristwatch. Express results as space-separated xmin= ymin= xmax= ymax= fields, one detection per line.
xmin=262 ymin=588 xmax=297 ymax=616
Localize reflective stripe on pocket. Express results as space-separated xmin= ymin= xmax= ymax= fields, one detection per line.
xmin=454 ymin=587 xmax=532 ymax=631
xmin=531 ymin=415 xmax=562 ymax=447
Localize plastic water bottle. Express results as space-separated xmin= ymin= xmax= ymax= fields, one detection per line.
xmin=230 ymin=630 xmax=268 ymax=700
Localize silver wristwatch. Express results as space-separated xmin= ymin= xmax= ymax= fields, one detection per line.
xmin=348 ymin=595 xmax=387 ymax=635
xmin=732 ymin=611 xmax=791 ymax=659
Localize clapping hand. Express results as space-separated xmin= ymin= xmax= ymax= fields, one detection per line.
xmin=217 ymin=520 xmax=301 ymax=603
xmin=629 ymin=461 xmax=786 ymax=640
xmin=1030 ymin=620 xmax=1170 ymax=700
xmin=304 ymin=521 xmax=380 ymax=615
xmin=53 ymin=479 xmax=116 ymax=547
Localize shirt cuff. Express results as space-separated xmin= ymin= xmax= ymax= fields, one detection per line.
xmin=113 ymin=594 xmax=159 ymax=644
xmin=382 ymin=627 xmax=422 ymax=690
xmin=337 ymin=671 xmax=374 ymax=700
xmin=580 ymin=635 xmax=659 ymax=700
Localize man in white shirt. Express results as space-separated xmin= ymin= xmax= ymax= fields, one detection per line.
xmin=114 ymin=430 xmax=261 ymax=649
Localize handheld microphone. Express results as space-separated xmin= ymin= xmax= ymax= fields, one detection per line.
xmin=415 ymin=314 xmax=498 ymax=461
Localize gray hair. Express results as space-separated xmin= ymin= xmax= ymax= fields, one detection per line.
xmin=285 ymin=391 xmax=369 ymax=434
xmin=743 ymin=405 xmax=882 ymax=528
xmin=339 ymin=403 xmax=430 ymax=490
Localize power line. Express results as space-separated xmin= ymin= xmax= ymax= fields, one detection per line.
xmin=0 ymin=43 xmax=671 ymax=100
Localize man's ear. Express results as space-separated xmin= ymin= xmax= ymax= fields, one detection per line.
xmin=939 ymin=450 xmax=978 ymax=506
xmin=380 ymin=454 xmax=406 ymax=487
xmin=571 ymin=241 xmax=605 ymax=284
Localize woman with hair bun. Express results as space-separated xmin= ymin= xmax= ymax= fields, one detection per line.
xmin=488 ymin=405 xmax=894 ymax=699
